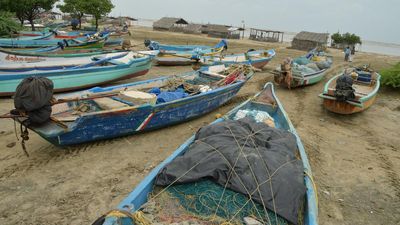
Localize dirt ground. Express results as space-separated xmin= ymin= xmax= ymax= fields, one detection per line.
xmin=0 ymin=27 xmax=399 ymax=225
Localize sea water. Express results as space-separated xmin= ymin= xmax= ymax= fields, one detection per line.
xmin=135 ymin=19 xmax=400 ymax=57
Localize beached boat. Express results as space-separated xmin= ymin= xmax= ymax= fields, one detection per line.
xmin=104 ymin=38 xmax=123 ymax=46
xmin=0 ymin=47 xmax=125 ymax=58
xmin=0 ymin=51 xmax=130 ymax=72
xmin=155 ymin=49 xmax=276 ymax=69
xmin=199 ymin=49 xmax=276 ymax=69
xmin=19 ymin=30 xmax=93 ymax=39
xmin=9 ymin=64 xmax=254 ymax=146
xmin=145 ymin=39 xmax=227 ymax=53
xmin=274 ymin=53 xmax=333 ymax=88
xmin=319 ymin=68 xmax=380 ymax=114
xmin=0 ymin=34 xmax=107 ymax=48
xmin=96 ymin=82 xmax=318 ymax=225
xmin=0 ymin=51 xmax=153 ymax=96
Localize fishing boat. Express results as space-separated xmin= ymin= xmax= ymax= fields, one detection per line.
xmin=0 ymin=47 xmax=125 ymax=58
xmin=8 ymin=64 xmax=254 ymax=146
xmin=319 ymin=67 xmax=380 ymax=114
xmin=104 ymin=38 xmax=123 ymax=47
xmin=274 ymin=52 xmax=333 ymax=88
xmin=0 ymin=33 xmax=108 ymax=48
xmin=155 ymin=49 xmax=276 ymax=69
xmin=96 ymin=82 xmax=318 ymax=225
xmin=2 ymin=31 xmax=54 ymax=40
xmin=0 ymin=51 xmax=153 ymax=96
xmin=145 ymin=39 xmax=227 ymax=53
xmin=199 ymin=49 xmax=276 ymax=69
xmin=0 ymin=51 xmax=130 ymax=72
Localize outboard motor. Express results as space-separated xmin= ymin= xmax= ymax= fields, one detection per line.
xmin=11 ymin=77 xmax=54 ymax=156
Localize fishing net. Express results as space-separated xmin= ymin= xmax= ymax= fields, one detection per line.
xmin=135 ymin=117 xmax=305 ymax=225
xmin=168 ymin=180 xmax=289 ymax=225
xmin=139 ymin=180 xmax=290 ymax=225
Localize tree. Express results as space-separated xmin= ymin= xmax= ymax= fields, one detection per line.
xmin=6 ymin=0 xmax=57 ymax=31
xmin=0 ymin=11 xmax=21 ymax=37
xmin=331 ymin=32 xmax=362 ymax=46
xmin=83 ymin=0 xmax=114 ymax=30
xmin=58 ymin=0 xmax=86 ymax=29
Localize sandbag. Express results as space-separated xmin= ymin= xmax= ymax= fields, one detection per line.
xmin=14 ymin=76 xmax=54 ymax=124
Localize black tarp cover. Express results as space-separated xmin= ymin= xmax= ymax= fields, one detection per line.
xmin=155 ymin=118 xmax=306 ymax=224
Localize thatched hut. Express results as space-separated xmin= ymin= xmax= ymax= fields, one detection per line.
xmin=291 ymin=31 xmax=329 ymax=51
xmin=153 ymin=17 xmax=188 ymax=32
xmin=183 ymin=23 xmax=203 ymax=34
xmin=201 ymin=24 xmax=242 ymax=39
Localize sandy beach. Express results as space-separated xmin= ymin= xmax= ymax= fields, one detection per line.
xmin=0 ymin=26 xmax=399 ymax=225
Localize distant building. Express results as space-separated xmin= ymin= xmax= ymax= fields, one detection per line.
xmin=107 ymin=16 xmax=137 ymax=26
xmin=291 ymin=31 xmax=329 ymax=51
xmin=249 ymin=28 xmax=284 ymax=43
xmin=183 ymin=23 xmax=203 ymax=34
xmin=153 ymin=17 xmax=188 ymax=32
xmin=201 ymin=24 xmax=243 ymax=39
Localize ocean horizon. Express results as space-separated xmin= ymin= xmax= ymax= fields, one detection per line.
xmin=134 ymin=18 xmax=400 ymax=57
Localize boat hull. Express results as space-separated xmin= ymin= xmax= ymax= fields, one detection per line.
xmin=0 ymin=57 xmax=152 ymax=96
xmin=274 ymin=70 xmax=327 ymax=88
xmin=322 ymin=95 xmax=376 ymax=114
xmin=39 ymin=82 xmax=245 ymax=146
xmin=155 ymin=57 xmax=193 ymax=66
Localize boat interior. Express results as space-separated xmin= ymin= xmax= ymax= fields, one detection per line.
xmin=0 ymin=52 xmax=144 ymax=73
xmin=326 ymin=69 xmax=378 ymax=100
xmin=51 ymin=65 xmax=250 ymax=122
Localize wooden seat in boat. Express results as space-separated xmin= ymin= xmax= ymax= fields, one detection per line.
xmin=93 ymin=97 xmax=130 ymax=110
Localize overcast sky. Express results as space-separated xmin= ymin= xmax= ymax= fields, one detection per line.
xmin=110 ymin=0 xmax=399 ymax=44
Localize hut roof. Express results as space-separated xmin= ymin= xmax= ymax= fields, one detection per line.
xmin=293 ymin=31 xmax=329 ymax=43
xmin=183 ymin=23 xmax=203 ymax=32
xmin=153 ymin=17 xmax=188 ymax=29
xmin=203 ymin=24 xmax=231 ymax=33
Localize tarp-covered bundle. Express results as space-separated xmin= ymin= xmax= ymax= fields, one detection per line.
xmin=14 ymin=77 xmax=54 ymax=124
xmin=155 ymin=118 xmax=306 ymax=224
xmin=334 ymin=75 xmax=355 ymax=101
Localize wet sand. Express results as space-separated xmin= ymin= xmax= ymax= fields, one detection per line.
xmin=0 ymin=26 xmax=399 ymax=225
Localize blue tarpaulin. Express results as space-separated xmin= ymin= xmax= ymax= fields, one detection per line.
xmin=149 ymin=87 xmax=189 ymax=103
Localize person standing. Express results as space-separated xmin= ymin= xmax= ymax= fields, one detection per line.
xmin=344 ymin=47 xmax=351 ymax=62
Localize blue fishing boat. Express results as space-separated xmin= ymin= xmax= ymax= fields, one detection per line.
xmin=0 ymin=33 xmax=108 ymax=48
xmin=156 ymin=49 xmax=276 ymax=69
xmin=11 ymin=64 xmax=254 ymax=146
xmin=0 ymin=51 xmax=130 ymax=72
xmin=145 ymin=39 xmax=228 ymax=53
xmin=0 ymin=51 xmax=153 ymax=96
xmin=97 ymin=82 xmax=317 ymax=225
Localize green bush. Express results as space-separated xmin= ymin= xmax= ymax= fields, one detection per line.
xmin=0 ymin=11 xmax=21 ymax=37
xmin=380 ymin=63 xmax=400 ymax=88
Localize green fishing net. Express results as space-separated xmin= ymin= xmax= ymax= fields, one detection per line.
xmin=165 ymin=180 xmax=289 ymax=225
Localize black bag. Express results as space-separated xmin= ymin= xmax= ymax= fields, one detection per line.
xmin=14 ymin=77 xmax=54 ymax=124
xmin=334 ymin=75 xmax=355 ymax=102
